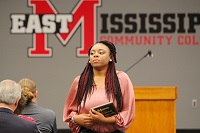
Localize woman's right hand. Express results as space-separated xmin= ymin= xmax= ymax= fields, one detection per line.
xmin=73 ymin=114 xmax=93 ymax=128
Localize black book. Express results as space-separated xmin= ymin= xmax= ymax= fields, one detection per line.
xmin=91 ymin=102 xmax=118 ymax=117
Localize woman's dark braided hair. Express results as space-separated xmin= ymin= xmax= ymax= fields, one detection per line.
xmin=76 ymin=40 xmax=123 ymax=113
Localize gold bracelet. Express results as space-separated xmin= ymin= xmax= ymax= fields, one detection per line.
xmin=71 ymin=116 xmax=77 ymax=124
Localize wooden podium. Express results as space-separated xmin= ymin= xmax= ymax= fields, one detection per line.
xmin=126 ymin=86 xmax=177 ymax=133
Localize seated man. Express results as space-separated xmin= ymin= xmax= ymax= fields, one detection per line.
xmin=0 ymin=79 xmax=40 ymax=133
xmin=19 ymin=78 xmax=57 ymax=133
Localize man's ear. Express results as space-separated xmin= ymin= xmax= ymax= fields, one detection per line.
xmin=14 ymin=99 xmax=19 ymax=108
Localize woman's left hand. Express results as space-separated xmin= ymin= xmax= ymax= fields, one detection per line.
xmin=89 ymin=109 xmax=105 ymax=124
xmin=89 ymin=109 xmax=117 ymax=124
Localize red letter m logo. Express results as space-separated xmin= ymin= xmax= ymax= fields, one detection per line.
xmin=28 ymin=0 xmax=101 ymax=57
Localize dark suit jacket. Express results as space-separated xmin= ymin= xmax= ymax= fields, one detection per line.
xmin=0 ymin=107 xmax=40 ymax=133
xmin=22 ymin=102 xmax=57 ymax=133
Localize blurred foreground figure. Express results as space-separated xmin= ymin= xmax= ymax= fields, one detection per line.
xmin=19 ymin=78 xmax=57 ymax=133
xmin=0 ymin=79 xmax=39 ymax=133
